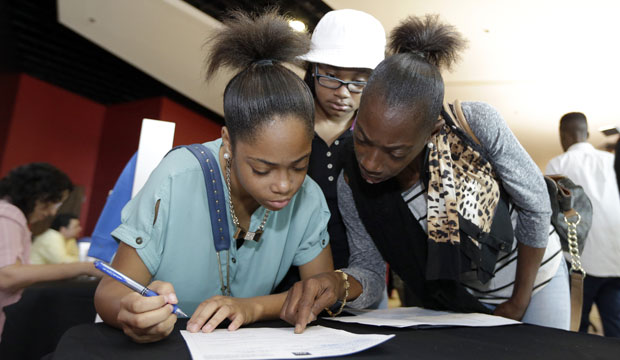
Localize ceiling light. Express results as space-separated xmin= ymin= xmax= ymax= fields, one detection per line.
xmin=288 ymin=19 xmax=307 ymax=32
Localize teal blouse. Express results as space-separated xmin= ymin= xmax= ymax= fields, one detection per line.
xmin=112 ymin=139 xmax=330 ymax=313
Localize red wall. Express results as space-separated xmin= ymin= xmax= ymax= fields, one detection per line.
xmin=2 ymin=74 xmax=223 ymax=234
xmin=0 ymin=73 xmax=20 ymax=171
xmin=84 ymin=98 xmax=163 ymax=233
xmin=160 ymin=97 xmax=221 ymax=146
xmin=1 ymin=74 xmax=106 ymax=227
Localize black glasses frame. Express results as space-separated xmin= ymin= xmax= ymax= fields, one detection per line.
xmin=313 ymin=64 xmax=367 ymax=94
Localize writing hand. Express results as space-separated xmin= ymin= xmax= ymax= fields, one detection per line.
xmin=117 ymin=280 xmax=178 ymax=343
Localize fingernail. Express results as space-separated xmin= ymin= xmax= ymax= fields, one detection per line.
xmin=167 ymin=293 xmax=178 ymax=303
xmin=294 ymin=324 xmax=302 ymax=334
xmin=202 ymin=324 xmax=213 ymax=333
xmin=187 ymin=323 xmax=199 ymax=332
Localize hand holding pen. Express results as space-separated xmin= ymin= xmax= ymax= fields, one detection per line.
xmin=94 ymin=261 xmax=188 ymax=317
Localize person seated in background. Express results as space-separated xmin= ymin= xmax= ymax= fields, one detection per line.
xmin=31 ymin=213 xmax=81 ymax=264
xmin=0 ymin=163 xmax=101 ymax=341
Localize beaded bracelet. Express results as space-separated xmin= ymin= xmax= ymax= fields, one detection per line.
xmin=325 ymin=270 xmax=350 ymax=317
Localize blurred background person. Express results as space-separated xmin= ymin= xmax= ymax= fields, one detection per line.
xmin=546 ymin=112 xmax=620 ymax=337
xmin=30 ymin=213 xmax=81 ymax=265
xmin=0 ymin=163 xmax=100 ymax=341
xmin=615 ymin=138 xmax=620 ymax=194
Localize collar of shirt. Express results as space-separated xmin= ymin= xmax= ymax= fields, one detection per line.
xmin=312 ymin=129 xmax=351 ymax=146
xmin=566 ymin=142 xmax=595 ymax=153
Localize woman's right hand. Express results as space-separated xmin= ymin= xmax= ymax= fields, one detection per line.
xmin=116 ymin=281 xmax=179 ymax=343
xmin=280 ymin=272 xmax=344 ymax=333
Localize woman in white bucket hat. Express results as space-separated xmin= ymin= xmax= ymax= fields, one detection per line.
xmin=299 ymin=9 xmax=386 ymax=278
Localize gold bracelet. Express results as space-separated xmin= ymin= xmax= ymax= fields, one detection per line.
xmin=325 ymin=270 xmax=350 ymax=317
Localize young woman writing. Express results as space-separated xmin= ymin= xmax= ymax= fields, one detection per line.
xmin=94 ymin=10 xmax=333 ymax=343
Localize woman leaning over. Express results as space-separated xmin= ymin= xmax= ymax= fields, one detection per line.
xmin=282 ymin=14 xmax=569 ymax=333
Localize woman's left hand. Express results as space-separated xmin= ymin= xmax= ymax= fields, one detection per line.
xmin=186 ymin=296 xmax=260 ymax=333
xmin=493 ymin=297 xmax=528 ymax=321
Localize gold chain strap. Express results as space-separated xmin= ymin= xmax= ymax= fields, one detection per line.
xmin=564 ymin=213 xmax=585 ymax=278
xmin=225 ymin=158 xmax=270 ymax=230
xmin=325 ymin=270 xmax=350 ymax=317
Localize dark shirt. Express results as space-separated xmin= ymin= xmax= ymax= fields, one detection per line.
xmin=308 ymin=130 xmax=352 ymax=269
xmin=273 ymin=130 xmax=353 ymax=292
xmin=615 ymin=140 xmax=620 ymax=195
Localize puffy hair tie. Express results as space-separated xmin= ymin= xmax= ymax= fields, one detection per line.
xmin=254 ymin=59 xmax=275 ymax=66
xmin=410 ymin=50 xmax=426 ymax=59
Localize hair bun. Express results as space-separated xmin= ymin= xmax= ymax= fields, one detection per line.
xmin=389 ymin=14 xmax=467 ymax=70
xmin=205 ymin=9 xmax=310 ymax=79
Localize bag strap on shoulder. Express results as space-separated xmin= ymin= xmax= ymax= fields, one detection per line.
xmin=443 ymin=100 xmax=481 ymax=145
xmin=454 ymin=99 xmax=481 ymax=146
xmin=169 ymin=144 xmax=231 ymax=252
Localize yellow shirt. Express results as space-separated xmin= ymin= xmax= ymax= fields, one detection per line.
xmin=30 ymin=229 xmax=79 ymax=264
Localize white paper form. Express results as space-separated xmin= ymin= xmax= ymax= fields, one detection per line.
xmin=180 ymin=325 xmax=393 ymax=360
xmin=324 ymin=307 xmax=521 ymax=328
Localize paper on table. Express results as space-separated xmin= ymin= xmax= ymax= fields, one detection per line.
xmin=180 ymin=326 xmax=393 ymax=360
xmin=324 ymin=307 xmax=521 ymax=328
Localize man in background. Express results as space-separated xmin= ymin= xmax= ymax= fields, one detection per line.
xmin=30 ymin=213 xmax=81 ymax=264
xmin=545 ymin=112 xmax=620 ymax=337
xmin=615 ymin=139 xmax=620 ymax=194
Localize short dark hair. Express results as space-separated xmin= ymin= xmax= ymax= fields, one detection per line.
xmin=0 ymin=163 xmax=73 ymax=218
xmin=559 ymin=112 xmax=588 ymax=144
xmin=362 ymin=14 xmax=467 ymax=134
xmin=50 ymin=213 xmax=78 ymax=231
xmin=205 ymin=9 xmax=315 ymax=146
xmin=560 ymin=112 xmax=588 ymax=128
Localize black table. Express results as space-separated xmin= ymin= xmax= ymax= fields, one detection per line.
xmin=51 ymin=317 xmax=620 ymax=359
xmin=0 ymin=277 xmax=100 ymax=360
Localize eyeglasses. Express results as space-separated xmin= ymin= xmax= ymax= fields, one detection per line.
xmin=313 ymin=64 xmax=367 ymax=94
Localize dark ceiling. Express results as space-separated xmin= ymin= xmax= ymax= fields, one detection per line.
xmin=0 ymin=0 xmax=331 ymax=123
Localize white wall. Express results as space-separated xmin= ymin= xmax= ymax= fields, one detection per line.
xmin=59 ymin=0 xmax=620 ymax=168
xmin=326 ymin=0 xmax=620 ymax=168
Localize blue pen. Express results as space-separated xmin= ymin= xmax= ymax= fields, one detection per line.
xmin=94 ymin=260 xmax=188 ymax=318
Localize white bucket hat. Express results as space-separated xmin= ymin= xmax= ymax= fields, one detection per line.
xmin=299 ymin=9 xmax=386 ymax=69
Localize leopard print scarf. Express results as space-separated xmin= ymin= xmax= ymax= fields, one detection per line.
xmin=426 ymin=124 xmax=500 ymax=246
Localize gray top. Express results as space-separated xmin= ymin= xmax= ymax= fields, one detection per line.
xmin=339 ymin=101 xmax=552 ymax=307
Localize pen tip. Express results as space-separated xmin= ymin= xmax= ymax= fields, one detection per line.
xmin=177 ymin=309 xmax=189 ymax=318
